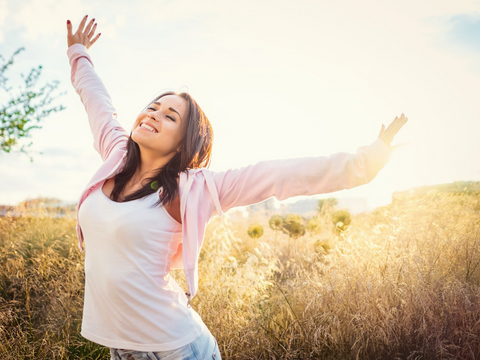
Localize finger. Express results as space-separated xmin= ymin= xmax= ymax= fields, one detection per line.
xmin=385 ymin=115 xmax=407 ymax=134
xmin=383 ymin=119 xmax=408 ymax=141
xmin=377 ymin=124 xmax=385 ymax=138
xmin=84 ymin=18 xmax=96 ymax=35
xmin=383 ymin=123 xmax=403 ymax=138
xmin=388 ymin=116 xmax=408 ymax=134
xmin=66 ymin=19 xmax=73 ymax=37
xmin=76 ymin=15 xmax=88 ymax=34
xmin=90 ymin=33 xmax=101 ymax=46
xmin=88 ymin=23 xmax=97 ymax=38
xmin=391 ymin=142 xmax=411 ymax=152
xmin=385 ymin=116 xmax=399 ymax=129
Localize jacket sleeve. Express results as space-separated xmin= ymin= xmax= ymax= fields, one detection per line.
xmin=211 ymin=138 xmax=392 ymax=213
xmin=67 ymin=44 xmax=129 ymax=161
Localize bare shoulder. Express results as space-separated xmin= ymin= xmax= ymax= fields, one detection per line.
xmin=102 ymin=177 xmax=115 ymax=198
xmin=164 ymin=194 xmax=181 ymax=224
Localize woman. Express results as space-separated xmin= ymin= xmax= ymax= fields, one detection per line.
xmin=66 ymin=15 xmax=407 ymax=360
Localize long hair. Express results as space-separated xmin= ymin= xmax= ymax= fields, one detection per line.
xmin=109 ymin=91 xmax=213 ymax=207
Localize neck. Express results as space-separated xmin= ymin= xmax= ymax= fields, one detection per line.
xmin=132 ymin=148 xmax=176 ymax=184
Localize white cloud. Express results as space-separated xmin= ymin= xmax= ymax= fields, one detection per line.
xmin=96 ymin=16 xmax=117 ymax=39
xmin=12 ymin=0 xmax=87 ymax=41
xmin=7 ymin=0 xmax=126 ymax=45
xmin=138 ymin=0 xmax=213 ymax=22
xmin=116 ymin=14 xmax=126 ymax=28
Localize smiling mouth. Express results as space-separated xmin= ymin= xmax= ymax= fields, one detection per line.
xmin=139 ymin=123 xmax=158 ymax=133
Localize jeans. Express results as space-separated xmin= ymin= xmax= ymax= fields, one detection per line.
xmin=109 ymin=326 xmax=222 ymax=360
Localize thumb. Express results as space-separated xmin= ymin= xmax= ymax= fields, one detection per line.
xmin=391 ymin=142 xmax=411 ymax=152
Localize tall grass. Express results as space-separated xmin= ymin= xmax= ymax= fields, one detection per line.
xmin=1 ymin=193 xmax=479 ymax=359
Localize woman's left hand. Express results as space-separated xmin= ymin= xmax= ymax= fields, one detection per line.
xmin=378 ymin=113 xmax=408 ymax=150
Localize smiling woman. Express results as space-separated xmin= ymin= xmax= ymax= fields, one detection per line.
xmin=109 ymin=91 xmax=213 ymax=210
xmin=65 ymin=13 xmax=406 ymax=360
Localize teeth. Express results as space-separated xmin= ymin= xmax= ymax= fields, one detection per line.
xmin=141 ymin=123 xmax=157 ymax=133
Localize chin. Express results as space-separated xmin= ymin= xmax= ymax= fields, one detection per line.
xmin=131 ymin=132 xmax=158 ymax=152
xmin=131 ymin=129 xmax=143 ymax=144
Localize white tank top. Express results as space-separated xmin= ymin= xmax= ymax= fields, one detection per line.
xmin=78 ymin=181 xmax=205 ymax=352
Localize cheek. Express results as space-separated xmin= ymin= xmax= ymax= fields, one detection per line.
xmin=174 ymin=123 xmax=187 ymax=141
xmin=164 ymin=121 xmax=181 ymax=134
xmin=134 ymin=115 xmax=143 ymax=128
xmin=134 ymin=112 xmax=147 ymax=126
xmin=161 ymin=125 xmax=184 ymax=148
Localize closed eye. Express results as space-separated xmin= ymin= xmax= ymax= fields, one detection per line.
xmin=147 ymin=107 xmax=176 ymax=122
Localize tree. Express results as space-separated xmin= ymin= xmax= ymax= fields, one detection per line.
xmin=0 ymin=47 xmax=66 ymax=158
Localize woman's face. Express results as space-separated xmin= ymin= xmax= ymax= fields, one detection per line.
xmin=132 ymin=95 xmax=189 ymax=157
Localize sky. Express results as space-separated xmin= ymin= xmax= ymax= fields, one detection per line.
xmin=1 ymin=0 xmax=480 ymax=210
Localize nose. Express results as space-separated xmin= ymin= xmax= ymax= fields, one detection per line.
xmin=147 ymin=111 xmax=159 ymax=122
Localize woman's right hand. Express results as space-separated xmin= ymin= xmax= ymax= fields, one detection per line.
xmin=66 ymin=15 xmax=101 ymax=49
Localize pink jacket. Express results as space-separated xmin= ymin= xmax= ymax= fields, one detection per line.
xmin=68 ymin=44 xmax=392 ymax=304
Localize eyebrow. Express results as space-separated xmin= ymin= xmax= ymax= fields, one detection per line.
xmin=152 ymin=101 xmax=182 ymax=121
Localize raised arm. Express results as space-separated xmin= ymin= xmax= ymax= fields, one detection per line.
xmin=211 ymin=114 xmax=408 ymax=213
xmin=66 ymin=15 xmax=128 ymax=161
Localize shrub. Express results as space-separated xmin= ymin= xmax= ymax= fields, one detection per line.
xmin=247 ymin=223 xmax=264 ymax=239
xmin=306 ymin=216 xmax=322 ymax=234
xmin=332 ymin=209 xmax=351 ymax=231
xmin=282 ymin=213 xmax=305 ymax=239
xmin=268 ymin=215 xmax=284 ymax=231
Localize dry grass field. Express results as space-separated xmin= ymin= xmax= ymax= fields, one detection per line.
xmin=1 ymin=189 xmax=480 ymax=359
